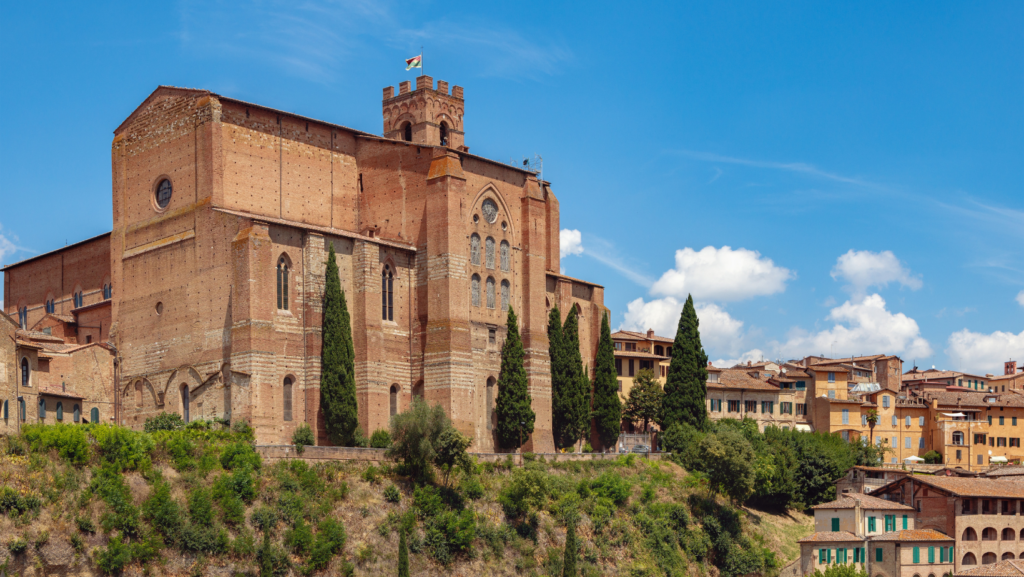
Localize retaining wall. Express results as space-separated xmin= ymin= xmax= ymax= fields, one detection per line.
xmin=256 ymin=445 xmax=669 ymax=464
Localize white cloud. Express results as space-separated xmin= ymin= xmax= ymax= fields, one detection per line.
xmin=946 ymin=329 xmax=1024 ymax=376
xmin=831 ymin=250 xmax=922 ymax=297
xmin=712 ymin=349 xmax=769 ymax=369
xmin=777 ymin=294 xmax=933 ymax=360
xmin=560 ymin=229 xmax=583 ymax=259
xmin=1016 ymin=290 xmax=1024 ymax=308
xmin=650 ymin=246 xmax=792 ymax=302
xmin=619 ymin=298 xmax=745 ymax=354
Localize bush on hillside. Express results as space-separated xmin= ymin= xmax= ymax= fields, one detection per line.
xmin=292 ymin=424 xmax=315 ymax=454
xmin=144 ymin=412 xmax=185 ymax=433
xmin=369 ymin=428 xmax=391 ymax=448
xmin=21 ymin=424 xmax=91 ymax=465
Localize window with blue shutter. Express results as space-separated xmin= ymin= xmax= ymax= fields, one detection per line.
xmin=1001 ymin=416 xmax=1005 ymax=425
xmin=989 ymin=415 xmax=993 ymax=425
xmin=920 ymin=416 xmax=925 ymax=426
xmin=906 ymin=416 xmax=911 ymax=427
xmin=842 ymin=409 xmax=849 ymax=425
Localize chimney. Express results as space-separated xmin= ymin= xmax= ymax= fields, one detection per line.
xmin=1007 ymin=361 xmax=1018 ymax=376
xmin=747 ymin=360 xmax=752 ymax=367
xmin=647 ymin=329 xmax=654 ymax=339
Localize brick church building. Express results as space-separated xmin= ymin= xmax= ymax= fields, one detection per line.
xmin=3 ymin=76 xmax=606 ymax=451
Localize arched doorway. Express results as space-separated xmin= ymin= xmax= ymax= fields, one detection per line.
xmin=390 ymin=384 xmax=399 ymax=417
xmin=181 ymin=384 xmax=190 ymax=422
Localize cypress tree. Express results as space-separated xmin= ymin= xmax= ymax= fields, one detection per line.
xmin=562 ymin=308 xmax=590 ymax=451
xmin=591 ymin=311 xmax=622 ymax=450
xmin=494 ymin=306 xmax=535 ymax=450
xmin=321 ymin=243 xmax=359 ymax=446
xmin=397 ymin=529 xmax=409 ymax=577
xmin=548 ymin=305 xmax=570 ymax=449
xmin=659 ymin=295 xmax=709 ymax=431
xmin=562 ymin=520 xmax=578 ymax=577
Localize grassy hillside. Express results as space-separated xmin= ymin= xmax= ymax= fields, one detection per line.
xmin=0 ymin=421 xmax=812 ymax=576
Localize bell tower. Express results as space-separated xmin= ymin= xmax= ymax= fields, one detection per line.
xmin=382 ymin=75 xmax=465 ymax=150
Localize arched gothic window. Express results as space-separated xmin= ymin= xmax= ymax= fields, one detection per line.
xmin=283 ymin=377 xmax=293 ymax=421
xmin=38 ymin=397 xmax=46 ymax=419
xmin=73 ymin=291 xmax=83 ymax=308
xmin=73 ymin=404 xmax=80 ymax=423
xmin=18 ymin=307 xmax=27 ymax=329
xmin=471 ymin=274 xmax=481 ymax=307
xmin=402 ymin=122 xmax=412 ymax=142
xmin=103 ymin=283 xmax=112 ymax=299
xmin=56 ymin=402 xmax=63 ymax=421
xmin=181 ymin=385 xmax=190 ymax=423
xmin=470 ymin=234 xmax=481 ymax=266
xmin=500 ymin=241 xmax=510 ymax=272
xmin=277 ymin=257 xmax=289 ymax=311
xmin=486 ymin=277 xmax=496 ymax=309
xmin=485 ymin=237 xmax=495 ymax=269
xmin=439 ymin=122 xmax=449 ymax=146
xmin=90 ymin=407 xmax=98 ymax=424
xmin=45 ymin=299 xmax=55 ymax=314
xmin=501 ymin=280 xmax=510 ymax=312
xmin=21 ymin=358 xmax=29 ymax=388
xmin=381 ymin=264 xmax=394 ymax=321
xmin=390 ymin=384 xmax=399 ymax=417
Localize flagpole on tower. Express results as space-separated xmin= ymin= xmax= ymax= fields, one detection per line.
xmin=421 ymin=46 xmax=424 ymax=77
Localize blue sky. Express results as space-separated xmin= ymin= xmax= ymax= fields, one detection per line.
xmin=1 ymin=1 xmax=1021 ymax=374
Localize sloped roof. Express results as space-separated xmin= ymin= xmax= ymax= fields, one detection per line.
xmin=611 ymin=330 xmax=674 ymax=343
xmin=956 ymin=560 xmax=1024 ymax=577
xmin=872 ymin=475 xmax=1024 ymax=499
xmin=811 ymin=493 xmax=914 ymax=511
xmin=869 ymin=529 xmax=953 ymax=542
xmin=613 ymin=350 xmax=668 ymax=360
xmin=1 ymin=231 xmax=111 ymax=270
xmin=708 ymin=369 xmax=781 ymax=392
xmin=797 ymin=531 xmax=861 ymax=543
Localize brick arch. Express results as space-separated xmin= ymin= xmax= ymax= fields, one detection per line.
xmin=434 ymin=111 xmax=460 ymax=131
xmin=470 ymin=184 xmax=517 ymax=239
xmin=163 ymin=366 xmax=206 ymax=399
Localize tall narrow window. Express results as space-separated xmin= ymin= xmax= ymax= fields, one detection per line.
xmin=381 ymin=264 xmax=394 ymax=321
xmin=471 ymin=274 xmax=481 ymax=307
xmin=470 ymin=234 xmax=481 ymax=266
xmin=283 ymin=377 xmax=293 ymax=421
xmin=277 ymin=257 xmax=289 ymax=310
xmin=74 ymin=291 xmax=83 ymax=308
xmin=402 ymin=122 xmax=412 ymax=142
xmin=18 ymin=307 xmax=27 ymax=329
xmin=501 ymin=280 xmax=510 ymax=312
xmin=390 ymin=384 xmax=398 ymax=417
xmin=181 ymin=385 xmax=190 ymax=423
xmin=486 ymin=277 xmax=496 ymax=309
xmin=135 ymin=381 xmax=143 ymax=407
xmin=21 ymin=358 xmax=29 ymax=388
xmin=90 ymin=407 xmax=98 ymax=424
xmin=2 ymin=400 xmax=7 ymax=420
xmin=73 ymin=404 xmax=80 ymax=423
xmin=486 ymin=377 xmax=496 ymax=430
xmin=439 ymin=122 xmax=449 ymax=146
xmin=45 ymin=299 xmax=55 ymax=313
xmin=38 ymin=397 xmax=46 ymax=419
xmin=103 ymin=283 xmax=112 ymax=299
xmin=500 ymin=241 xmax=510 ymax=271
xmin=485 ymin=237 xmax=495 ymax=269
xmin=56 ymin=402 xmax=63 ymax=421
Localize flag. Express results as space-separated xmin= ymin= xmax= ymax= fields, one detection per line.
xmin=405 ymin=54 xmax=422 ymax=71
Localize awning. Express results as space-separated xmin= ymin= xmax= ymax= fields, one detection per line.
xmin=795 ymin=424 xmax=813 ymax=432
xmin=905 ymin=456 xmax=925 ymax=462
xmin=991 ymin=456 xmax=1009 ymax=463
xmin=942 ymin=412 xmax=967 ymax=417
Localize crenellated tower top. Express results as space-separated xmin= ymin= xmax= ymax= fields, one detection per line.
xmin=382 ymin=75 xmax=465 ymax=150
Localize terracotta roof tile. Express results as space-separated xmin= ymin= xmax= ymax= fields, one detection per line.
xmin=925 ymin=391 xmax=1024 ymax=408
xmin=872 ymin=475 xmax=1024 ymax=499
xmin=868 ymin=529 xmax=953 ymax=542
xmin=613 ymin=350 xmax=669 ymax=360
xmin=708 ymin=369 xmax=783 ymax=392
xmin=797 ymin=531 xmax=861 ymax=543
xmin=955 ymin=560 xmax=1024 ymax=577
xmin=811 ymin=493 xmax=915 ymax=511
xmin=611 ymin=330 xmax=674 ymax=343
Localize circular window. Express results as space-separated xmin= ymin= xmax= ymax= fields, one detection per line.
xmin=155 ymin=302 xmax=164 ymax=315
xmin=473 ymin=214 xmax=480 ymax=223
xmin=481 ymin=199 xmax=498 ymax=223
xmin=501 ymin=221 xmax=508 ymax=231
xmin=155 ymin=179 xmax=172 ymax=209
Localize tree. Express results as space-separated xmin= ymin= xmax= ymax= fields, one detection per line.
xmin=397 ymin=529 xmax=410 ymax=577
xmin=659 ymin=295 xmax=708 ymax=431
xmin=562 ymin=308 xmax=591 ymax=451
xmin=563 ymin=519 xmax=579 ymax=577
xmin=385 ymin=398 xmax=449 ymax=482
xmin=865 ymin=409 xmax=879 ymax=445
xmin=549 ymin=305 xmax=571 ymax=449
xmin=809 ymin=564 xmax=868 ymax=577
xmin=320 ymin=243 xmax=359 ymax=446
xmin=494 ymin=306 xmax=535 ymax=451
xmin=698 ymin=429 xmax=756 ymax=503
xmin=591 ymin=311 xmax=622 ymax=450
xmin=434 ymin=426 xmax=473 ymax=487
xmin=623 ymin=369 xmax=663 ymax=432
xmin=922 ymin=450 xmax=942 ymax=464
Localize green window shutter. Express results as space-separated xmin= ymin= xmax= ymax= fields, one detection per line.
xmin=853 ymin=548 xmax=859 ymax=563
xmin=903 ymin=514 xmax=908 ymax=529
xmin=928 ymin=547 xmax=935 ymax=563
xmin=913 ymin=547 xmax=920 ymax=564
xmin=820 ymin=549 xmax=826 ymax=564
xmin=876 ymin=547 xmax=883 ymax=562
xmin=832 ymin=518 xmax=839 ymax=531
xmin=868 ymin=517 xmax=876 ymax=532
xmin=828 ymin=549 xmax=832 ymax=563
xmin=940 ymin=546 xmax=946 ymax=563
xmin=989 ymin=415 xmax=993 ymax=425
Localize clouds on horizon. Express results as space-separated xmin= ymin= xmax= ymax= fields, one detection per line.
xmin=651 ymin=246 xmax=792 ymax=302
xmin=831 ymin=249 xmax=923 ymax=297
xmin=946 ymin=328 xmax=1024 ymax=376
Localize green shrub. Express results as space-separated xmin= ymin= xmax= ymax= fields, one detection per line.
xmin=70 ymin=532 xmax=84 ymax=554
xmin=460 ymin=476 xmax=484 ymax=500
xmin=498 ymin=469 xmax=550 ymax=519
xmin=922 ymin=450 xmax=942 ymax=464
xmin=188 ymin=487 xmax=214 ymax=526
xmin=251 ymin=506 xmax=278 ymax=534
xmin=384 ymin=484 xmax=401 ymax=503
xmin=413 ymin=485 xmax=445 ymax=519
xmin=144 ymin=412 xmax=185 ymax=432
xmin=34 ymin=529 xmax=49 ymax=549
xmin=369 ymin=428 xmax=391 ymax=448
xmin=424 ymin=509 xmax=475 ymax=564
xmin=284 ymin=518 xmax=313 ymax=555
xmin=213 ymin=466 xmax=257 ymax=504
xmin=231 ymin=419 xmax=255 ymax=441
xmin=0 ymin=486 xmax=23 ymax=515
xmin=93 ymin=464 xmax=142 ymax=538
xmin=362 ymin=464 xmax=382 ymax=484
xmin=8 ymin=536 xmax=27 ymax=555
xmin=142 ymin=481 xmax=184 ymax=542
xmin=164 ymin=434 xmax=196 ymax=471
xmin=232 ymin=528 xmax=256 ymax=558
xmin=303 ymin=518 xmax=347 ymax=573
xmin=21 ymin=423 xmax=91 ymax=465
xmin=292 ymin=424 xmax=315 ymax=454
xmin=218 ymin=492 xmax=245 ymax=527
xmin=220 ymin=441 xmax=261 ymax=471
xmin=590 ymin=471 xmax=631 ymax=506
xmin=97 ymin=535 xmax=133 ymax=574
xmin=76 ymin=515 xmax=96 ymax=533
xmin=92 ymin=425 xmax=154 ymax=471
xmin=582 ymin=442 xmax=594 ymax=453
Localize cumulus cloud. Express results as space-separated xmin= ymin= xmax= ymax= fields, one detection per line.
xmin=831 ymin=250 xmax=922 ymax=297
xmin=946 ymin=329 xmax=1024 ymax=376
xmin=650 ymin=246 xmax=792 ymax=302
xmin=1017 ymin=290 xmax=1024 ymax=308
xmin=712 ymin=349 xmax=769 ymax=369
xmin=560 ymin=229 xmax=583 ymax=259
xmin=777 ymin=294 xmax=933 ymax=360
xmin=620 ymin=298 xmax=745 ymax=354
